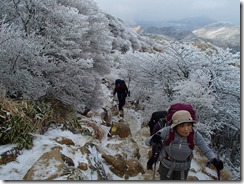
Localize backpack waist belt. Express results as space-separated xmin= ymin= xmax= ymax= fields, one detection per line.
xmin=164 ymin=155 xmax=191 ymax=163
xmin=164 ymin=152 xmax=192 ymax=163
xmin=162 ymin=159 xmax=190 ymax=180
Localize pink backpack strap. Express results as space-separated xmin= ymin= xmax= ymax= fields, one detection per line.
xmin=164 ymin=128 xmax=174 ymax=146
xmin=164 ymin=128 xmax=195 ymax=150
xmin=187 ymin=130 xmax=195 ymax=150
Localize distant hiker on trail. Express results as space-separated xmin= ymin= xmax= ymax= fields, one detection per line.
xmin=147 ymin=111 xmax=167 ymax=170
xmin=145 ymin=110 xmax=224 ymax=180
xmin=113 ymin=79 xmax=129 ymax=113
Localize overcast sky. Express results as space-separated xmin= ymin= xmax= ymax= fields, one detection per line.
xmin=93 ymin=0 xmax=240 ymax=25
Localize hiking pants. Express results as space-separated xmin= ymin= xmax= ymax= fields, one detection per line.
xmin=159 ymin=163 xmax=189 ymax=180
xmin=147 ymin=150 xmax=156 ymax=170
xmin=117 ymin=93 xmax=126 ymax=111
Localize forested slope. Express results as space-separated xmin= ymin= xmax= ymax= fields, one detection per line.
xmin=0 ymin=0 xmax=240 ymax=180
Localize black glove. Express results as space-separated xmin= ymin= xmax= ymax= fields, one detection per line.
xmin=211 ymin=158 xmax=224 ymax=170
xmin=152 ymin=152 xmax=159 ymax=163
xmin=152 ymin=144 xmax=162 ymax=163
xmin=151 ymin=133 xmax=162 ymax=144
xmin=127 ymin=90 xmax=130 ymax=97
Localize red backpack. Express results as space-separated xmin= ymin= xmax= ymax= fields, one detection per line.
xmin=166 ymin=103 xmax=196 ymax=123
xmin=164 ymin=103 xmax=196 ymax=150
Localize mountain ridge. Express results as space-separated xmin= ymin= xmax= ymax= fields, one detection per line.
xmin=193 ymin=22 xmax=240 ymax=53
xmin=137 ymin=20 xmax=240 ymax=53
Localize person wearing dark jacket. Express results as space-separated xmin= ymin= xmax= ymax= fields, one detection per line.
xmin=145 ymin=110 xmax=224 ymax=180
xmin=147 ymin=111 xmax=167 ymax=170
xmin=148 ymin=111 xmax=167 ymax=136
xmin=113 ymin=79 xmax=129 ymax=112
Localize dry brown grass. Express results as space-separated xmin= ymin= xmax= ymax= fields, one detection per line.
xmin=0 ymin=95 xmax=76 ymax=148
xmin=0 ymin=97 xmax=20 ymax=115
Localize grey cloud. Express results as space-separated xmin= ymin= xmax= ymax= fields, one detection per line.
xmin=94 ymin=0 xmax=240 ymax=25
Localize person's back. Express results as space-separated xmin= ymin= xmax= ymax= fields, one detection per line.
xmin=114 ymin=79 xmax=128 ymax=95
xmin=147 ymin=111 xmax=167 ymax=170
xmin=113 ymin=79 xmax=129 ymax=112
xmin=117 ymin=81 xmax=128 ymax=94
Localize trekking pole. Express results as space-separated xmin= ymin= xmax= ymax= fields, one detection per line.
xmin=152 ymin=145 xmax=162 ymax=180
xmin=127 ymin=76 xmax=131 ymax=90
xmin=153 ymin=162 xmax=157 ymax=180
xmin=217 ymin=169 xmax=221 ymax=180
xmin=127 ymin=77 xmax=131 ymax=97
xmin=216 ymin=155 xmax=221 ymax=180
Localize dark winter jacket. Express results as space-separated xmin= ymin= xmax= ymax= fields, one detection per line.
xmin=113 ymin=81 xmax=129 ymax=96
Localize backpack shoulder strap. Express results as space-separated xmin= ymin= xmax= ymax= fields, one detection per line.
xmin=187 ymin=129 xmax=195 ymax=150
xmin=164 ymin=128 xmax=174 ymax=146
xmin=164 ymin=128 xmax=195 ymax=150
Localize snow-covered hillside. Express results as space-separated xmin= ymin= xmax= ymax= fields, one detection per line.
xmin=0 ymin=76 xmax=237 ymax=181
xmin=0 ymin=52 xmax=240 ymax=181
xmin=0 ymin=0 xmax=240 ymax=181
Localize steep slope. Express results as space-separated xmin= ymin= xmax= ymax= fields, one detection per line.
xmin=104 ymin=13 xmax=161 ymax=53
xmin=0 ymin=0 xmax=162 ymax=115
xmin=0 ymin=80 xmax=236 ymax=180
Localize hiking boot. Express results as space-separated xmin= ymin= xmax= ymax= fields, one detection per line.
xmin=119 ymin=110 xmax=124 ymax=116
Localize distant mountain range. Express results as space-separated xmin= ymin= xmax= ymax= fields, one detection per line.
xmin=134 ymin=17 xmax=240 ymax=53
xmin=193 ymin=23 xmax=240 ymax=53
xmin=142 ymin=26 xmax=202 ymax=42
xmin=135 ymin=16 xmax=217 ymax=31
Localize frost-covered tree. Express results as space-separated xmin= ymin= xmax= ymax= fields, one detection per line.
xmin=0 ymin=0 xmax=114 ymax=112
xmin=104 ymin=13 xmax=158 ymax=54
xmin=120 ymin=40 xmax=240 ymax=167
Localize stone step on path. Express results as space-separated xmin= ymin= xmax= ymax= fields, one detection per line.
xmin=119 ymin=110 xmax=124 ymax=118
xmin=142 ymin=168 xmax=160 ymax=180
